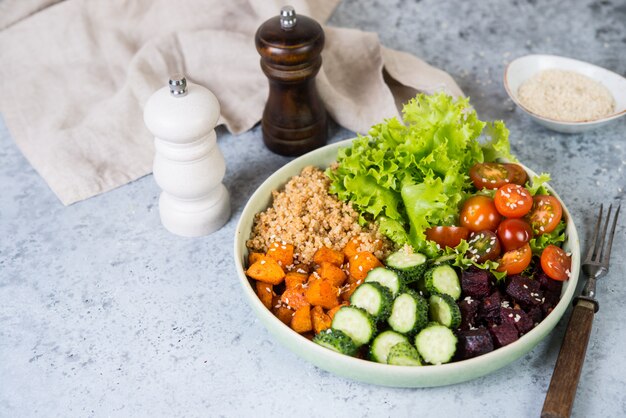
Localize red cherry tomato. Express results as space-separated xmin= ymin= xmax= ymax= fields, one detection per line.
xmin=494 ymin=183 xmax=533 ymax=218
xmin=460 ymin=195 xmax=502 ymax=232
xmin=496 ymin=218 xmax=533 ymax=251
xmin=469 ymin=163 xmax=514 ymax=190
xmin=497 ymin=243 xmax=532 ymax=275
xmin=466 ymin=230 xmax=501 ymax=263
xmin=504 ymin=163 xmax=528 ymax=186
xmin=425 ymin=226 xmax=470 ymax=249
xmin=527 ymin=195 xmax=563 ymax=234
xmin=541 ymin=245 xmax=572 ymax=281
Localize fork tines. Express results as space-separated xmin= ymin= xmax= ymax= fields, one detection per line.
xmin=586 ymin=203 xmax=621 ymax=265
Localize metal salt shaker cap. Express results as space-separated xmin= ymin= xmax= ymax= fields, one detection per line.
xmin=169 ymin=74 xmax=187 ymax=97
xmin=280 ymin=6 xmax=297 ymax=30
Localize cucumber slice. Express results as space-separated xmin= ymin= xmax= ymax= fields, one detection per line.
xmin=428 ymin=294 xmax=462 ymax=329
xmin=424 ymin=265 xmax=461 ymax=300
xmin=364 ymin=267 xmax=402 ymax=297
xmin=331 ymin=306 xmax=376 ymax=346
xmin=350 ymin=282 xmax=393 ymax=321
xmin=387 ymin=342 xmax=422 ymax=366
xmin=313 ymin=329 xmax=358 ymax=356
xmin=414 ymin=323 xmax=458 ymax=365
xmin=387 ymin=290 xmax=428 ymax=335
xmin=385 ymin=249 xmax=428 ymax=284
xmin=369 ymin=330 xmax=409 ymax=363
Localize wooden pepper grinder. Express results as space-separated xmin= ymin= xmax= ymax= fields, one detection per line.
xmin=255 ymin=5 xmax=327 ymax=156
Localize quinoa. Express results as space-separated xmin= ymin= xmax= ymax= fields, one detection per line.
xmin=517 ymin=69 xmax=615 ymax=122
xmin=246 ymin=166 xmax=392 ymax=267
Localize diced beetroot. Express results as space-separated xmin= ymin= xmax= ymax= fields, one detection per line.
xmin=478 ymin=290 xmax=501 ymax=324
xmin=543 ymin=288 xmax=561 ymax=308
xmin=505 ymin=275 xmax=543 ymax=306
xmin=536 ymin=270 xmax=563 ymax=294
xmin=461 ymin=268 xmax=491 ymax=298
xmin=516 ymin=311 xmax=534 ymax=334
xmin=500 ymin=307 xmax=534 ymax=334
xmin=500 ymin=307 xmax=517 ymax=326
xmin=458 ymin=296 xmax=479 ymax=330
xmin=542 ymin=301 xmax=556 ymax=317
xmin=527 ymin=305 xmax=543 ymax=324
xmin=456 ymin=328 xmax=494 ymax=360
xmin=489 ymin=323 xmax=519 ymax=347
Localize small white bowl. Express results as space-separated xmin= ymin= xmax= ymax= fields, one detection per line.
xmin=504 ymin=54 xmax=626 ymax=133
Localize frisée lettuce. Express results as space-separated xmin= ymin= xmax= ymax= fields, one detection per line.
xmin=327 ymin=93 xmax=514 ymax=256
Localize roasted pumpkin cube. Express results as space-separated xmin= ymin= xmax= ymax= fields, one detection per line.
xmin=247 ymin=252 xmax=264 ymax=266
xmin=316 ymin=261 xmax=347 ymax=287
xmin=304 ymin=279 xmax=339 ymax=309
xmin=340 ymin=282 xmax=359 ymax=301
xmin=273 ymin=304 xmax=293 ymax=325
xmin=310 ymin=305 xmax=332 ymax=334
xmin=246 ymin=256 xmax=285 ymax=285
xmin=348 ymin=251 xmax=383 ymax=281
xmin=291 ymin=305 xmax=313 ymax=333
xmin=343 ymin=238 xmax=383 ymax=260
xmin=266 ymin=241 xmax=294 ymax=267
xmin=342 ymin=238 xmax=362 ymax=260
xmin=313 ymin=247 xmax=344 ymax=267
xmin=285 ymin=271 xmax=308 ymax=289
xmin=280 ymin=284 xmax=309 ymax=310
xmin=255 ymin=281 xmax=273 ymax=310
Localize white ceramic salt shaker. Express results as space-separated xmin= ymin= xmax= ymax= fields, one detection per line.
xmin=143 ymin=74 xmax=230 ymax=237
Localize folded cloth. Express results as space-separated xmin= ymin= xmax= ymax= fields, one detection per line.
xmin=0 ymin=0 xmax=463 ymax=205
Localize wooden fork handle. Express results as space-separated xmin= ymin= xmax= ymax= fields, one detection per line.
xmin=541 ymin=299 xmax=596 ymax=418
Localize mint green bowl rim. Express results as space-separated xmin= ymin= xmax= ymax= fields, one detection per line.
xmin=233 ymin=138 xmax=580 ymax=388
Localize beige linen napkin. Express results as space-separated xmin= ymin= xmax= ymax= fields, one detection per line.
xmin=0 ymin=0 xmax=463 ymax=205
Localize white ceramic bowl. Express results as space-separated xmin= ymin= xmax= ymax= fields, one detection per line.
xmin=233 ymin=139 xmax=580 ymax=387
xmin=504 ymin=54 xmax=626 ymax=133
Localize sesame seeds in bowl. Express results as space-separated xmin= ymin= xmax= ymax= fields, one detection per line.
xmin=504 ymin=54 xmax=626 ymax=133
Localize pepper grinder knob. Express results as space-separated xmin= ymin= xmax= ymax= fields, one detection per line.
xmin=169 ymin=74 xmax=188 ymax=97
xmin=144 ymin=75 xmax=230 ymax=237
xmin=255 ymin=5 xmax=328 ymax=156
xmin=280 ymin=6 xmax=296 ymax=29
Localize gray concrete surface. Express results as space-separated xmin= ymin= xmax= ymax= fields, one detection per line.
xmin=1 ymin=0 xmax=625 ymax=416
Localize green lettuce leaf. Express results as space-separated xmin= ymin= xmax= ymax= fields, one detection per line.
xmin=326 ymin=92 xmax=514 ymax=258
xmin=432 ymin=240 xmax=508 ymax=281
xmin=529 ymin=220 xmax=566 ymax=254
xmin=526 ymin=173 xmax=552 ymax=196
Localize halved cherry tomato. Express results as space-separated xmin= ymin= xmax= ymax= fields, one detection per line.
xmin=460 ymin=195 xmax=502 ymax=232
xmin=504 ymin=163 xmax=528 ymax=186
xmin=541 ymin=245 xmax=571 ymax=281
xmin=466 ymin=230 xmax=501 ymax=263
xmin=496 ymin=218 xmax=533 ymax=251
xmin=527 ymin=195 xmax=563 ymax=234
xmin=494 ymin=183 xmax=533 ymax=218
xmin=425 ymin=226 xmax=470 ymax=249
xmin=497 ymin=243 xmax=532 ymax=275
xmin=469 ymin=163 xmax=514 ymax=190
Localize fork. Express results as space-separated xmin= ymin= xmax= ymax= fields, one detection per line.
xmin=541 ymin=204 xmax=621 ymax=418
